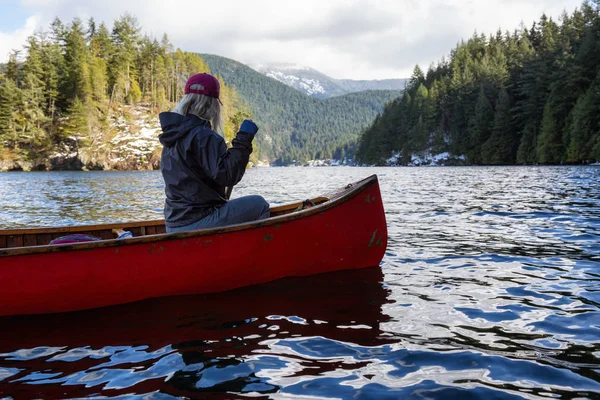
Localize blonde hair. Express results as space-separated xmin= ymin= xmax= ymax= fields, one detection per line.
xmin=173 ymin=89 xmax=223 ymax=135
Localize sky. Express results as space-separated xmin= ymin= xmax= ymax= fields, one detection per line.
xmin=0 ymin=0 xmax=584 ymax=80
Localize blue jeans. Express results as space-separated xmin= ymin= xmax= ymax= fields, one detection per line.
xmin=166 ymin=195 xmax=270 ymax=233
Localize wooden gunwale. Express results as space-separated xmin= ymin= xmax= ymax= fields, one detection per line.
xmin=0 ymin=175 xmax=378 ymax=257
xmin=0 ymin=220 xmax=166 ymax=237
xmin=0 ymin=196 xmax=330 ymax=237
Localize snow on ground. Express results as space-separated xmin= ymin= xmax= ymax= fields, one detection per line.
xmin=304 ymin=158 xmax=348 ymax=167
xmin=255 ymin=160 xmax=271 ymax=168
xmin=109 ymin=107 xmax=161 ymax=165
xmin=385 ymin=151 xmax=466 ymax=166
xmin=411 ymin=152 xmax=466 ymax=166
xmin=386 ymin=152 xmax=401 ymax=165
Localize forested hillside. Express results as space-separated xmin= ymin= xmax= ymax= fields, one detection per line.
xmin=202 ymin=54 xmax=401 ymax=164
xmin=0 ymin=15 xmax=250 ymax=171
xmin=357 ymin=1 xmax=600 ymax=165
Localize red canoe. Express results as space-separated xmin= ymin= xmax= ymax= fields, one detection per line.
xmin=0 ymin=175 xmax=387 ymax=316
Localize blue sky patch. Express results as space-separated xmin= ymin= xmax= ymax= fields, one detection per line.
xmin=0 ymin=1 xmax=29 ymax=31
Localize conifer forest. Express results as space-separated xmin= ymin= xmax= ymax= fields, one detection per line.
xmin=357 ymin=2 xmax=600 ymax=165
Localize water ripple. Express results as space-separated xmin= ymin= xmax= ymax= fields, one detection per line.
xmin=0 ymin=166 xmax=599 ymax=398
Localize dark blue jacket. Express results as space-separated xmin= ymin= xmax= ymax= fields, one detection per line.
xmin=158 ymin=112 xmax=254 ymax=228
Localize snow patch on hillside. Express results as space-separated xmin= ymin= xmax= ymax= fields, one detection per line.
xmin=251 ymin=62 xmax=407 ymax=99
xmin=109 ymin=109 xmax=161 ymax=166
xmin=265 ymin=71 xmax=326 ymax=96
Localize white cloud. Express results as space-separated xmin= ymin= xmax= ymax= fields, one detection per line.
xmin=0 ymin=15 xmax=40 ymax=62
xmin=1 ymin=0 xmax=583 ymax=79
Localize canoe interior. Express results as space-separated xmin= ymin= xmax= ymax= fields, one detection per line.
xmin=0 ymin=196 xmax=331 ymax=250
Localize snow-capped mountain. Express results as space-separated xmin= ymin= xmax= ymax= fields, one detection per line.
xmin=251 ymin=63 xmax=407 ymax=99
xmin=251 ymin=63 xmax=347 ymax=98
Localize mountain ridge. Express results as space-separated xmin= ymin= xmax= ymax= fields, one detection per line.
xmin=201 ymin=54 xmax=402 ymax=164
xmin=250 ymin=62 xmax=407 ymax=99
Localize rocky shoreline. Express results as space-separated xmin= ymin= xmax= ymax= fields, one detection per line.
xmin=0 ymin=106 xmax=163 ymax=172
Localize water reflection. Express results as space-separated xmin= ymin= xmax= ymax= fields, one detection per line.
xmin=0 ymin=268 xmax=390 ymax=398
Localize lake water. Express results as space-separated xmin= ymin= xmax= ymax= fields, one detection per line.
xmin=0 ymin=166 xmax=599 ymax=399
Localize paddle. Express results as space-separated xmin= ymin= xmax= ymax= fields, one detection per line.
xmin=223 ymin=120 xmax=256 ymax=201
xmin=225 ymin=186 xmax=233 ymax=200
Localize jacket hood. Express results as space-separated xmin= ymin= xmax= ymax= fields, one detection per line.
xmin=158 ymin=112 xmax=210 ymax=147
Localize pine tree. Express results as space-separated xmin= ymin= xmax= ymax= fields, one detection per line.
xmin=467 ymin=87 xmax=494 ymax=163
xmin=567 ymin=74 xmax=600 ymax=162
xmin=60 ymin=97 xmax=90 ymax=141
xmin=154 ymin=55 xmax=169 ymax=109
xmin=0 ymin=77 xmax=19 ymax=150
xmin=138 ymin=37 xmax=157 ymax=102
xmin=16 ymin=36 xmax=49 ymax=152
xmin=94 ymin=23 xmax=113 ymax=61
xmin=567 ymin=90 xmax=593 ymax=162
xmin=408 ymin=65 xmax=425 ymax=91
xmin=109 ymin=13 xmax=140 ymax=104
xmin=481 ymin=88 xmax=514 ymax=164
xmin=4 ymin=51 xmax=20 ymax=82
xmin=32 ymin=30 xmax=63 ymax=120
xmin=62 ymin=18 xmax=92 ymax=105
xmin=90 ymin=56 xmax=108 ymax=103
xmin=409 ymin=83 xmax=430 ymax=151
xmin=537 ymin=101 xmax=563 ymax=163
xmin=516 ymin=124 xmax=537 ymax=164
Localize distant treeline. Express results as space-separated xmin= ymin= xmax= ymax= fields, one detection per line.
xmin=0 ymin=14 xmax=250 ymax=170
xmin=357 ymin=1 xmax=600 ymax=165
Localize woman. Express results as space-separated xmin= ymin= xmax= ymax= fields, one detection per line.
xmin=159 ymin=73 xmax=270 ymax=233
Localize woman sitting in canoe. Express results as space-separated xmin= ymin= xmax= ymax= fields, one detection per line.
xmin=159 ymin=73 xmax=270 ymax=233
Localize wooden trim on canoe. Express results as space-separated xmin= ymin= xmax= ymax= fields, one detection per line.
xmin=0 ymin=198 xmax=331 ymax=237
xmin=269 ymin=196 xmax=329 ymax=217
xmin=0 ymin=175 xmax=379 ymax=257
xmin=0 ymin=219 xmax=166 ymax=237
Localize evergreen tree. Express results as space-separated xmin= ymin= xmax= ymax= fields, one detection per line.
xmin=481 ymin=88 xmax=514 ymax=164
xmin=62 ymin=18 xmax=92 ymax=105
xmin=567 ymin=74 xmax=600 ymax=162
xmin=408 ymin=65 xmax=425 ymax=90
xmin=516 ymin=124 xmax=537 ymax=164
xmin=537 ymin=101 xmax=563 ymax=163
xmin=467 ymin=87 xmax=494 ymax=163
xmin=61 ymin=97 xmax=90 ymax=141
xmin=17 ymin=36 xmax=49 ymax=152
xmin=38 ymin=30 xmax=63 ymax=118
xmin=109 ymin=13 xmax=140 ymax=104
xmin=94 ymin=23 xmax=113 ymax=61
xmin=4 ymin=51 xmax=20 ymax=82
xmin=0 ymin=77 xmax=19 ymax=150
